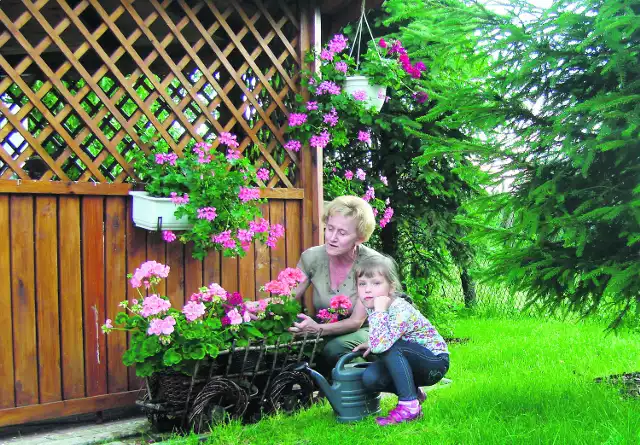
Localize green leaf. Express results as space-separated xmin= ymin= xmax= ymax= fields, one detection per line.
xmin=163 ymin=348 xmax=183 ymax=366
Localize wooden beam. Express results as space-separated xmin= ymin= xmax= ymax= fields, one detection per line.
xmin=0 ymin=180 xmax=304 ymax=199
xmin=0 ymin=391 xmax=140 ymax=428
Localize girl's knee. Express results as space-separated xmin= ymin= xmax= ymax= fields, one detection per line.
xmin=361 ymin=367 xmax=379 ymax=390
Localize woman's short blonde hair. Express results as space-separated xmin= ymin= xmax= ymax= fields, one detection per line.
xmin=323 ymin=195 xmax=376 ymax=242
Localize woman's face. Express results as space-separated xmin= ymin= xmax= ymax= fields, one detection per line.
xmin=357 ymin=272 xmax=393 ymax=309
xmin=324 ymin=214 xmax=362 ymax=257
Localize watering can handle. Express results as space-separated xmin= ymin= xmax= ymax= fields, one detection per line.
xmin=335 ymin=351 xmax=363 ymax=372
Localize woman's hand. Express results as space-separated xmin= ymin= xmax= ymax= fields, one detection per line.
xmin=352 ymin=341 xmax=371 ymax=358
xmin=374 ymin=295 xmax=393 ymax=312
xmin=289 ymin=314 xmax=320 ymax=334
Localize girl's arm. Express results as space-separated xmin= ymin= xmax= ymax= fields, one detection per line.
xmin=368 ymin=302 xmax=411 ymax=354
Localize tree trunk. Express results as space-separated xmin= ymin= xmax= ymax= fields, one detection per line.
xmin=460 ymin=268 xmax=476 ymax=308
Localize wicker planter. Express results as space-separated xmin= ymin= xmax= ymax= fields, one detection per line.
xmin=343 ymin=76 xmax=387 ymax=112
xmin=129 ymin=191 xmax=193 ymax=231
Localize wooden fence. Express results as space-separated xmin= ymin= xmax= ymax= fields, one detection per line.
xmin=0 ymin=184 xmax=307 ymax=426
xmin=0 ymin=0 xmax=325 ymax=427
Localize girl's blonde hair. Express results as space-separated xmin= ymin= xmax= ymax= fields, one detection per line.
xmin=323 ymin=196 xmax=376 ymax=242
xmin=354 ymin=255 xmax=403 ymax=294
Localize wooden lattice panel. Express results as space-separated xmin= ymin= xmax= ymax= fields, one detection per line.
xmin=0 ymin=0 xmax=301 ymax=187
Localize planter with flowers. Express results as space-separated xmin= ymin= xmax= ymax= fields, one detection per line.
xmin=131 ymin=132 xmax=283 ymax=260
xmin=102 ymin=261 xmax=320 ymax=428
xmin=102 ymin=261 xmax=308 ymax=379
xmin=281 ymin=31 xmax=428 ymax=157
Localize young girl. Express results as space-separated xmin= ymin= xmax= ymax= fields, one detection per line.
xmin=352 ymin=256 xmax=449 ymax=426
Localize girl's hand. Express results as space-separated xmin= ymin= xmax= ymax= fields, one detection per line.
xmin=374 ymin=295 xmax=393 ymax=312
xmin=352 ymin=341 xmax=371 ymax=358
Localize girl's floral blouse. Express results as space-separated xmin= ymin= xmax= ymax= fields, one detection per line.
xmin=366 ymin=297 xmax=449 ymax=356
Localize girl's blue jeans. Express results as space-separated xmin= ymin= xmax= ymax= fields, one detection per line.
xmin=362 ymin=339 xmax=450 ymax=401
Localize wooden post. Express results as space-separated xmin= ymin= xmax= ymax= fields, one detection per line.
xmin=299 ymin=0 xmax=324 ymax=252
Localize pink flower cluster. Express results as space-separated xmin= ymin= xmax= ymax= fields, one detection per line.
xmin=155 ymin=152 xmax=178 ymax=166
xmin=284 ymin=140 xmax=302 ymax=152
xmin=193 ymin=142 xmax=212 ymax=164
xmin=288 ymin=113 xmax=308 ymax=127
xmin=309 ymin=131 xmax=331 ymax=149
xmin=197 ymin=207 xmax=217 ymax=221
xmin=306 ymin=101 xmax=318 ymax=111
xmin=323 ymin=108 xmax=339 ymax=127
xmin=358 ymin=130 xmax=372 ymax=145
xmin=163 ymin=231 xmax=176 ymax=242
xmin=345 ymin=170 xmax=354 ymax=180
xmin=147 ymin=316 xmax=176 ymax=336
xmin=226 ymin=149 xmax=241 ymax=161
xmin=265 ymin=223 xmax=285 ymax=248
xmin=210 ymin=218 xmax=283 ymax=251
xmin=363 ymin=186 xmax=375 ymax=202
xmin=130 ymin=261 xmax=170 ymax=288
xmin=140 ymin=294 xmax=172 ymax=317
xmin=218 ymin=131 xmax=240 ymax=148
xmin=182 ymin=301 xmax=206 ymax=322
xmin=263 ymin=267 xmax=306 ymax=296
xmin=256 ymin=168 xmax=270 ymax=182
xmin=355 ymin=168 xmax=366 ymax=180
xmin=379 ymin=207 xmax=394 ymax=228
xmin=238 ymin=187 xmax=261 ymax=202
xmin=318 ymin=34 xmax=348 ymax=65
xmin=190 ymin=283 xmax=228 ymax=303
xmin=380 ymin=175 xmax=388 ymax=186
xmin=379 ymin=38 xmax=427 ymax=80
xmin=318 ymin=294 xmax=352 ymax=323
xmin=335 ymin=61 xmax=348 ymax=73
xmin=316 ymin=81 xmax=341 ymax=95
xmin=170 ymin=192 xmax=189 ymax=205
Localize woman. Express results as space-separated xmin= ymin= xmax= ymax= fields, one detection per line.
xmin=289 ymin=195 xmax=382 ymax=376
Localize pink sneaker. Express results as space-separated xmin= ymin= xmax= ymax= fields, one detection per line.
xmin=376 ymin=405 xmax=422 ymax=426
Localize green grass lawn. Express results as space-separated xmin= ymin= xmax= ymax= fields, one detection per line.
xmin=167 ymin=317 xmax=640 ymax=445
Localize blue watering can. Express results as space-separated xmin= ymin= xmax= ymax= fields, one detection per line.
xmin=296 ymin=351 xmax=381 ymax=422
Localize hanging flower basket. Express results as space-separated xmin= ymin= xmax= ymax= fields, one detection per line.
xmin=130 ymin=191 xmax=193 ymax=231
xmin=343 ymin=76 xmax=387 ymax=112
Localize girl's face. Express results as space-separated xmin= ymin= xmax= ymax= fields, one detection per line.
xmin=357 ymin=272 xmax=393 ymax=309
xmin=324 ymin=214 xmax=362 ymax=257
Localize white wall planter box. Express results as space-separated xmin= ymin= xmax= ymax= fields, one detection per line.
xmin=129 ymin=191 xmax=193 ymax=231
xmin=343 ymin=76 xmax=387 ymax=112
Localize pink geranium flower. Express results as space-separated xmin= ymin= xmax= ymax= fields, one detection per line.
xmin=288 ymin=113 xmax=308 ymax=127
xmin=238 ymin=187 xmax=261 ymax=202
xmin=284 ymin=140 xmax=302 ymax=152
xmin=277 ymin=267 xmax=307 ymax=287
xmin=218 ymin=131 xmax=240 ymax=148
xmin=163 ymin=231 xmax=176 ymax=242
xmin=140 ymin=294 xmax=172 ymax=318
xmin=256 ymin=168 xmax=270 ymax=182
xmin=182 ymin=301 xmax=206 ymax=322
xmin=263 ymin=280 xmax=291 ymax=295
xmin=345 ymin=170 xmax=354 ymax=180
xmin=147 ymin=316 xmax=176 ymax=336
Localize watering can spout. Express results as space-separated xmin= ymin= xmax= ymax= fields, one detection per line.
xmin=295 ymin=362 xmax=336 ymax=405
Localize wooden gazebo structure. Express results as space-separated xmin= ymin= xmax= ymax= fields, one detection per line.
xmin=0 ymin=0 xmax=381 ymax=427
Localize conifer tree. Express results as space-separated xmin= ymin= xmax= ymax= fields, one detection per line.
xmin=416 ymin=0 xmax=640 ymax=327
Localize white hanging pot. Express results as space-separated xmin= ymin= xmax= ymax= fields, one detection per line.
xmin=129 ymin=191 xmax=193 ymax=231
xmin=343 ymin=76 xmax=387 ymax=113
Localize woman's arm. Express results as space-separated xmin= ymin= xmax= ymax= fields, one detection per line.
xmin=289 ymin=299 xmax=367 ymax=336
xmin=293 ymin=278 xmax=311 ymax=301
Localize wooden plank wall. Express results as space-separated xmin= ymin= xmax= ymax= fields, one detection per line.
xmin=0 ymin=190 xmax=304 ymax=427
